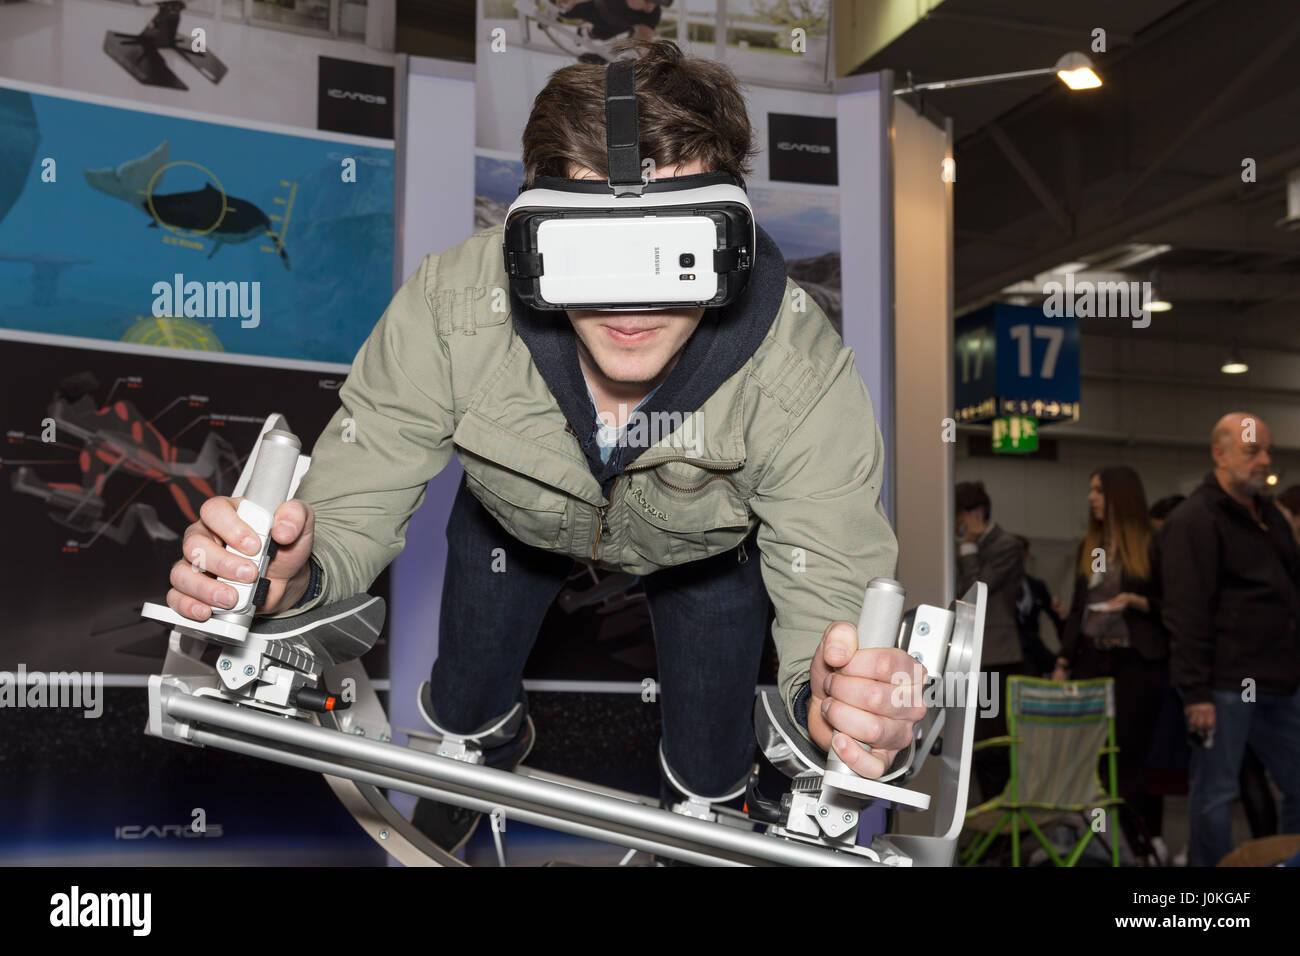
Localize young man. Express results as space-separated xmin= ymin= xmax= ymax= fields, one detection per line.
xmin=164 ymin=40 xmax=923 ymax=852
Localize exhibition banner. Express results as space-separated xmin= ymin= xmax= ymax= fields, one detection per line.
xmin=0 ymin=81 xmax=394 ymax=364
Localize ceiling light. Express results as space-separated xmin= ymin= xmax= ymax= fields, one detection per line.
xmin=894 ymin=51 xmax=1102 ymax=95
xmin=1220 ymin=345 xmax=1248 ymax=375
xmin=1055 ymin=52 xmax=1102 ymax=90
xmin=1143 ymin=271 xmax=1172 ymax=312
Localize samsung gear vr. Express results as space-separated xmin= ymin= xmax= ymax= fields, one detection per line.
xmin=503 ymin=56 xmax=756 ymax=312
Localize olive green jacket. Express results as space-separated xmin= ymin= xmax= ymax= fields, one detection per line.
xmin=263 ymin=225 xmax=898 ymax=737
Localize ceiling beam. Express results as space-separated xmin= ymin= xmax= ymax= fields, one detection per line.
xmin=957 ymin=142 xmax=1300 ymax=309
xmin=1106 ymin=15 xmax=1300 ymax=211
xmin=985 ymin=121 xmax=1072 ymax=233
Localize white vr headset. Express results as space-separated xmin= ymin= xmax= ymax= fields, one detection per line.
xmin=503 ymin=56 xmax=756 ymax=312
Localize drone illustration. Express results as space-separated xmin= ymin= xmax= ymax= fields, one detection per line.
xmin=104 ymin=1 xmax=229 ymax=91
xmin=5 ymin=372 xmax=240 ymax=548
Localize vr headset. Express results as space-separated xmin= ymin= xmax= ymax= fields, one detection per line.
xmin=503 ymin=56 xmax=756 ymax=312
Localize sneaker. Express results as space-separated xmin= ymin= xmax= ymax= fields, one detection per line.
xmin=408 ymin=716 xmax=535 ymax=853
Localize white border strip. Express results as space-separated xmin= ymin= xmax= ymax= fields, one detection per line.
xmin=91 ymin=674 xmax=391 ymax=691
xmin=0 ymin=75 xmax=395 ymax=150
xmin=521 ymin=680 xmax=780 ymax=695
xmin=0 ymin=328 xmax=351 ymax=373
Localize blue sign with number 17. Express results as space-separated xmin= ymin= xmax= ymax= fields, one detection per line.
xmin=954 ymin=304 xmax=1080 ymax=422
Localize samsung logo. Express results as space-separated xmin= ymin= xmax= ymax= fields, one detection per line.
xmin=653 ymin=246 xmax=661 ymax=275
xmin=777 ymin=141 xmax=832 ymax=154
xmin=328 ymin=88 xmax=388 ymax=105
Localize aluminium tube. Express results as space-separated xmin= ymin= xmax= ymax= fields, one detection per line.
xmin=168 ymin=694 xmax=875 ymax=867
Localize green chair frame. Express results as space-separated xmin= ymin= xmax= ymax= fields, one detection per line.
xmin=960 ymin=675 xmax=1122 ymax=867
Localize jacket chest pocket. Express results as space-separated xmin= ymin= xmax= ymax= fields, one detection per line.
xmin=461 ymin=456 xmax=568 ymax=550
xmin=623 ymin=463 xmax=752 ymax=565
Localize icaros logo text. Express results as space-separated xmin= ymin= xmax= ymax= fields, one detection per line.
xmin=328 ymin=88 xmax=387 ymax=104
xmin=776 ymin=141 xmax=832 ymax=154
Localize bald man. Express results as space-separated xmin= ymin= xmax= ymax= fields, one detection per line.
xmin=1160 ymin=412 xmax=1300 ymax=866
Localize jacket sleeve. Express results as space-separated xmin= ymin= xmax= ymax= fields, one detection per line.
xmin=957 ymin=533 xmax=1022 ymax=599
xmin=1160 ymin=510 xmax=1220 ymax=704
xmin=748 ymin=349 xmax=899 ymax=742
xmin=1059 ymin=560 xmax=1086 ymax=665
xmin=258 ymin=253 xmax=456 ymax=619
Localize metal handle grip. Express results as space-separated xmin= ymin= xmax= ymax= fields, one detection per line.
xmin=826 ymin=577 xmax=906 ymax=776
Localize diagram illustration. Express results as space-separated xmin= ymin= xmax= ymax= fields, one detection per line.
xmin=4 ymin=371 xmax=243 ymax=550
xmin=85 ymin=141 xmax=294 ymax=268
xmin=103 ymin=0 xmax=229 ymax=91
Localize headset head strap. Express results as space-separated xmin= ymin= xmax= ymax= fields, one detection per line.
xmin=604 ymin=56 xmax=643 ymax=198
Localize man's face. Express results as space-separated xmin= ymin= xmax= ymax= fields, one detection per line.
xmin=1214 ymin=419 xmax=1273 ymax=496
xmin=565 ymin=158 xmax=707 ymax=389
xmin=625 ymin=0 xmax=658 ymax=10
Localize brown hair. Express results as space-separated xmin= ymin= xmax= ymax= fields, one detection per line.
xmin=954 ymin=480 xmax=991 ymax=521
xmin=1077 ymin=465 xmax=1152 ymax=581
xmin=521 ymin=39 xmax=757 ymax=188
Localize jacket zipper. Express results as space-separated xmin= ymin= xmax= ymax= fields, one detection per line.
xmin=591 ymin=474 xmax=622 ymax=561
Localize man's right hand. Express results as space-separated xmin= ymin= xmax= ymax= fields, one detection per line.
xmin=166 ymin=496 xmax=316 ymax=622
xmin=1185 ymin=702 xmax=1216 ymax=733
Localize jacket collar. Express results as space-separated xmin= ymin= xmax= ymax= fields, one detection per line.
xmin=1201 ymin=471 xmax=1271 ymax=524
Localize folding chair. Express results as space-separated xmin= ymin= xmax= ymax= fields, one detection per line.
xmin=960 ymin=676 xmax=1122 ymax=867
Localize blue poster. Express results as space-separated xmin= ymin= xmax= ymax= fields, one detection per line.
xmin=0 ymin=83 xmax=393 ymax=364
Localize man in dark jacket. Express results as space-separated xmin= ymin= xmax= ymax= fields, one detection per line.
xmin=1160 ymin=412 xmax=1300 ymax=866
xmin=956 ymin=481 xmax=1025 ymax=802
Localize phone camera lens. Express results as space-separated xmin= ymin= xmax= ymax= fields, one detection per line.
xmin=679 ymin=253 xmax=695 ymax=268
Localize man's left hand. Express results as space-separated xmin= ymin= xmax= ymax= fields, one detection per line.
xmin=806 ymin=621 xmax=927 ymax=778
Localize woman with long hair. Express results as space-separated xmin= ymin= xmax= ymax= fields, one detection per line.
xmin=1055 ymin=465 xmax=1169 ymax=864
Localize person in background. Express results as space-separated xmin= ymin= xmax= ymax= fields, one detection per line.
xmin=1149 ymin=490 xmax=1279 ymax=863
xmin=1054 ymin=465 xmax=1168 ymax=863
xmin=557 ymin=0 xmax=665 ymax=43
xmin=1144 ymin=492 xmax=1189 ymax=864
xmin=955 ymin=481 xmax=1025 ymax=804
xmin=1160 ymin=412 xmax=1300 ymax=867
xmin=1013 ymin=534 xmax=1063 ymax=676
xmin=1275 ymin=485 xmax=1300 ymax=546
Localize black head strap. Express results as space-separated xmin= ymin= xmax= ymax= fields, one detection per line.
xmin=604 ymin=57 xmax=643 ymax=197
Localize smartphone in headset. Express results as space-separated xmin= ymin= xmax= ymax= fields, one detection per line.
xmin=535 ymin=216 xmax=719 ymax=309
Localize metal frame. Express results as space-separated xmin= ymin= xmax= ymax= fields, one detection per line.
xmin=140 ymin=414 xmax=987 ymax=867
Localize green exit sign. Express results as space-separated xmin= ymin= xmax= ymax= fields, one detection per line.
xmin=992 ymin=415 xmax=1038 ymax=454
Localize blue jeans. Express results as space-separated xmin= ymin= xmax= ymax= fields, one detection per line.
xmin=428 ymin=475 xmax=770 ymax=800
xmin=1187 ymin=686 xmax=1300 ymax=866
